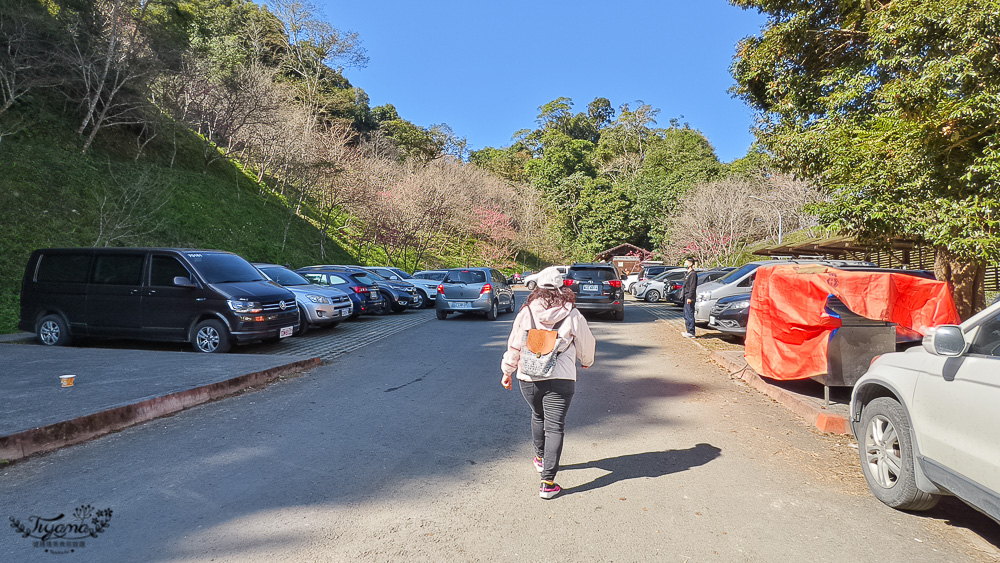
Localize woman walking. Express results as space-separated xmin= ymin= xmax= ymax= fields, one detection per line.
xmin=501 ymin=266 xmax=595 ymax=499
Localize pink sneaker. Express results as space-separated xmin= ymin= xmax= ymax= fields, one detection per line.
xmin=539 ymin=480 xmax=561 ymax=499
xmin=533 ymin=455 xmax=544 ymax=473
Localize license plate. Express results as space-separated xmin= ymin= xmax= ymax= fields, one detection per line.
xmin=280 ymin=326 xmax=293 ymax=338
xmin=453 ymin=302 xmax=471 ymax=309
xmin=582 ymin=284 xmax=599 ymax=292
xmin=709 ymin=316 xmax=717 ymax=326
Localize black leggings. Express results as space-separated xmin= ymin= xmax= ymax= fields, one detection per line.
xmin=519 ymin=379 xmax=575 ymax=481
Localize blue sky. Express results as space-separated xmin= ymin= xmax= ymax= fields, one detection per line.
xmin=318 ymin=1 xmax=767 ymax=163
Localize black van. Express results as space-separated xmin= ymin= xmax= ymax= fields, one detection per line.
xmin=19 ymin=248 xmax=298 ymax=353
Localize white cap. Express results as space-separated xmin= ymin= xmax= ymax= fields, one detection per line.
xmin=535 ymin=266 xmax=564 ymax=289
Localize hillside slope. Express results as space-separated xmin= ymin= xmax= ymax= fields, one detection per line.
xmin=0 ymin=99 xmax=353 ymax=334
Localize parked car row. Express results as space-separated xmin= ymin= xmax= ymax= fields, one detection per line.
xmin=633 ymin=268 xmax=733 ymax=304
xmin=19 ymin=246 xmax=511 ymax=354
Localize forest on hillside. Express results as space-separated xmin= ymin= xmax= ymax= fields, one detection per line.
xmin=2 ymin=0 xmax=812 ymax=274
xmin=0 ymin=0 xmax=565 ymax=273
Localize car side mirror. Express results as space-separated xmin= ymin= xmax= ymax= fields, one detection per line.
xmin=922 ymin=325 xmax=967 ymax=357
xmin=173 ymin=276 xmax=197 ymax=288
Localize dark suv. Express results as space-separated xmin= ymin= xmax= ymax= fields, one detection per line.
xmin=565 ymin=263 xmax=625 ymax=321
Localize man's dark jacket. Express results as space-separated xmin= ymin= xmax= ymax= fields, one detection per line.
xmin=681 ymin=269 xmax=698 ymax=303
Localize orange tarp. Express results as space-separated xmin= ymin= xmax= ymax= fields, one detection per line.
xmin=744 ymin=265 xmax=960 ymax=381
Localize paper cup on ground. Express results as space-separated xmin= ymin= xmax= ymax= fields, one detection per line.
xmin=60 ymin=375 xmax=75 ymax=387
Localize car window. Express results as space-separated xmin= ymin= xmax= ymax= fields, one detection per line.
xmin=416 ymin=272 xmax=446 ymax=281
xmin=737 ymin=272 xmax=756 ymax=288
xmin=492 ymin=270 xmax=507 ymax=284
xmin=259 ymin=266 xmax=311 ymax=286
xmin=326 ymin=274 xmax=349 ymax=285
xmin=444 ymin=270 xmax=486 ymax=284
xmin=186 ymin=253 xmax=265 ymax=284
xmin=36 ymin=253 xmax=92 ymax=283
xmin=301 ymin=273 xmax=328 ymax=285
xmin=350 ymin=273 xmax=378 ymax=286
xmin=718 ymin=263 xmax=759 ymax=285
xmin=390 ymin=268 xmax=412 ymax=279
xmin=91 ymin=254 xmax=145 ymax=285
xmin=150 ymin=255 xmax=192 ymax=286
xmin=569 ymin=268 xmax=616 ymax=282
xmin=969 ymin=313 xmax=1000 ymax=357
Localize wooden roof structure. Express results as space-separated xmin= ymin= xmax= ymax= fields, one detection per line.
xmin=753 ymin=235 xmax=999 ymax=291
xmin=594 ymin=243 xmax=655 ymax=262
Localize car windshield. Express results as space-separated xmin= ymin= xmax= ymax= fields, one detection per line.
xmin=350 ymin=273 xmax=378 ymax=286
xmin=365 ymin=270 xmax=387 ymax=280
xmin=717 ymin=263 xmax=759 ymax=285
xmin=415 ymin=272 xmax=446 ymax=281
xmin=389 ymin=268 xmax=413 ymax=279
xmin=653 ymin=270 xmax=683 ymax=281
xmin=186 ymin=252 xmax=265 ymax=284
xmin=259 ymin=266 xmax=310 ymax=286
xmin=445 ymin=270 xmax=486 ymax=284
xmin=570 ymin=268 xmax=616 ymax=281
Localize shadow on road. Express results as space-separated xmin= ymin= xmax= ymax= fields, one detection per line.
xmin=922 ymin=497 xmax=1000 ymax=549
xmin=560 ymin=442 xmax=722 ymax=495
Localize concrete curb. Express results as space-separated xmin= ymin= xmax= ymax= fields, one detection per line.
xmin=0 ymin=356 xmax=322 ymax=463
xmin=709 ymin=350 xmax=849 ymax=435
xmin=0 ymin=331 xmax=34 ymax=343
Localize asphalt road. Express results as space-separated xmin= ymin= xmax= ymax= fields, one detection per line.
xmin=2 ymin=299 xmax=998 ymax=561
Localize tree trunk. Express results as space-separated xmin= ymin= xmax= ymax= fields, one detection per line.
xmin=934 ymin=246 xmax=987 ymax=320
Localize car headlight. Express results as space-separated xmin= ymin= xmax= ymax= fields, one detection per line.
xmin=228 ymin=300 xmax=262 ymax=313
xmin=733 ymin=300 xmax=750 ymax=309
xmin=307 ymin=294 xmax=330 ymax=304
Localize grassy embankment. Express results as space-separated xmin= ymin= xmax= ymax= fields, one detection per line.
xmin=0 ymin=96 xmax=510 ymax=334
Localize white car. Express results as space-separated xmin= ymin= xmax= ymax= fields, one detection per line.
xmin=849 ymin=301 xmax=1000 ymax=522
xmin=524 ymin=266 xmax=567 ymax=289
xmin=624 ymin=272 xmax=641 ymax=293
xmin=633 ymin=269 xmax=686 ymax=302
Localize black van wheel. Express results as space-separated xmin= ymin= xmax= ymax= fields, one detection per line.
xmin=192 ymin=319 xmax=231 ymax=353
xmin=37 ymin=314 xmax=71 ymax=346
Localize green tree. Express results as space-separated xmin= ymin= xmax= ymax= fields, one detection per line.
xmin=469 ymin=144 xmax=531 ymax=184
xmin=379 ymin=118 xmax=442 ymax=162
xmin=626 ymin=128 xmax=722 ymax=248
xmin=731 ymin=0 xmax=1000 ymax=317
xmin=523 ymin=129 xmax=596 ymax=191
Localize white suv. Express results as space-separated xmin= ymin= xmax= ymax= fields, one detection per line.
xmin=849 ymin=301 xmax=1000 ymax=521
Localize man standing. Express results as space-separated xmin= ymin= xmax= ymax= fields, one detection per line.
xmin=681 ymin=258 xmax=698 ymax=338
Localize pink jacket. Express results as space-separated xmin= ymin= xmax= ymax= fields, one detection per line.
xmin=501 ymin=300 xmax=595 ymax=382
